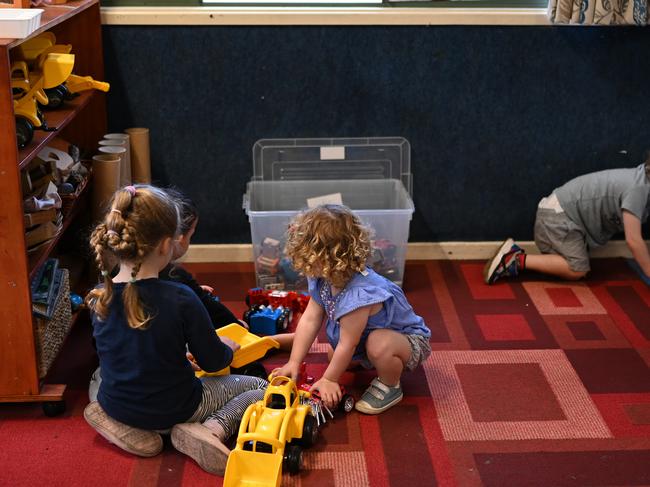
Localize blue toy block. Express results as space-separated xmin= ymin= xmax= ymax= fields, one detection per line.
xmin=249 ymin=306 xmax=284 ymax=336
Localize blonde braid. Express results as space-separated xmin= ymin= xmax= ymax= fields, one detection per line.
xmin=85 ymin=224 xmax=114 ymax=319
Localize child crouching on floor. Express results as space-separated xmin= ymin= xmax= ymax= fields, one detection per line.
xmin=272 ymin=204 xmax=431 ymax=414
xmin=84 ymin=185 xmax=266 ymax=475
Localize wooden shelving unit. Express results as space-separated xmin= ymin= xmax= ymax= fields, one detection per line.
xmin=0 ymin=0 xmax=106 ymax=410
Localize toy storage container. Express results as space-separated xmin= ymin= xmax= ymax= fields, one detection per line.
xmin=0 ymin=9 xmax=43 ymax=39
xmin=243 ymin=137 xmax=414 ymax=290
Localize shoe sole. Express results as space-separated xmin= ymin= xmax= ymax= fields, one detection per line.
xmin=354 ymin=393 xmax=403 ymax=415
xmin=84 ymin=403 xmax=162 ymax=457
xmin=171 ymin=425 xmax=229 ymax=475
xmin=483 ymin=238 xmax=514 ymax=284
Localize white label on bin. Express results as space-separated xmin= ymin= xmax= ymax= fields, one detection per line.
xmin=320 ymin=146 xmax=345 ymax=160
xmin=307 ymin=193 xmax=343 ymax=208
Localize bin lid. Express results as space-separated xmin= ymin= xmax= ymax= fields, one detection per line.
xmin=252 ymin=137 xmax=412 ymax=197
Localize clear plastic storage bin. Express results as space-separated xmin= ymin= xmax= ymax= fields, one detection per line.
xmin=243 ymin=137 xmax=414 ymax=290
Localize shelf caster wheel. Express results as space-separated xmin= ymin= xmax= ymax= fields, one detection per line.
xmin=42 ymin=400 xmax=66 ymax=417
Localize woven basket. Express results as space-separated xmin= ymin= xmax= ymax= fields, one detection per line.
xmin=33 ymin=269 xmax=72 ymax=379
xmin=60 ymin=164 xmax=92 ymax=217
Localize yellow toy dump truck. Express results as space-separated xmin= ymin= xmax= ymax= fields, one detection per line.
xmin=191 ymin=323 xmax=280 ymax=379
xmin=223 ymin=375 xmax=319 ymax=487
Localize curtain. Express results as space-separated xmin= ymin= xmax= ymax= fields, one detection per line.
xmin=548 ymin=0 xmax=649 ymax=24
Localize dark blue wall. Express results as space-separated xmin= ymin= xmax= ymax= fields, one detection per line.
xmin=102 ymin=25 xmax=650 ymax=244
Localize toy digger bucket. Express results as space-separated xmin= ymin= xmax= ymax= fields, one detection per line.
xmin=41 ymin=53 xmax=75 ymax=89
xmin=223 ymin=449 xmax=282 ymax=487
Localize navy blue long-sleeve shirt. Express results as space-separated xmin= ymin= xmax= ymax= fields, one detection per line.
xmin=92 ymin=278 xmax=233 ymax=430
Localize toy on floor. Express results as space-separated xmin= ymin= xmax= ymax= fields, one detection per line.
xmin=223 ymin=375 xmax=319 ymax=487
xmin=242 ymin=304 xmax=291 ymax=336
xmin=298 ymin=362 xmax=355 ymax=425
xmin=189 ymin=324 xmax=279 ymax=379
xmin=245 ymin=287 xmax=310 ymax=313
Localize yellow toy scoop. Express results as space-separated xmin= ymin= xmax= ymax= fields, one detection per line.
xmin=193 ymin=324 xmax=279 ymax=377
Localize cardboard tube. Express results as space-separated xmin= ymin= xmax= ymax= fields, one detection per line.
xmin=92 ymin=154 xmax=121 ymax=221
xmin=125 ymin=128 xmax=151 ymax=184
xmin=103 ymin=134 xmax=132 ymax=186
xmin=98 ymin=139 xmax=131 ymax=190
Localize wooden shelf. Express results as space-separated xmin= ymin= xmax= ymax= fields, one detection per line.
xmin=0 ymin=0 xmax=105 ymax=404
xmin=28 ymin=175 xmax=92 ymax=280
xmin=0 ymin=0 xmax=98 ymax=49
xmin=18 ymin=91 xmax=95 ymax=170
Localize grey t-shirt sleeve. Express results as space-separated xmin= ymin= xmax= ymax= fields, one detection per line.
xmin=621 ymin=186 xmax=650 ymax=221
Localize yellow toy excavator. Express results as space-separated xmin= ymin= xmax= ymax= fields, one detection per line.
xmin=223 ymin=375 xmax=319 ymax=487
xmin=11 ymin=53 xmax=74 ymax=148
xmin=14 ymin=32 xmax=109 ymax=109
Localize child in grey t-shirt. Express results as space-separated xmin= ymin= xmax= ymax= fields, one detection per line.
xmin=484 ymin=160 xmax=650 ymax=284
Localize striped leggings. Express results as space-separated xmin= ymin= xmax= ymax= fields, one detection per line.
xmin=186 ymin=375 xmax=267 ymax=439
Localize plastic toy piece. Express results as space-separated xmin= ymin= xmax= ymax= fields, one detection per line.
xmin=370 ymin=238 xmax=399 ymax=279
xmin=192 ymin=324 xmax=279 ymax=379
xmin=245 ymin=288 xmax=310 ymax=313
xmin=11 ymin=53 xmax=74 ymax=147
xmin=297 ymin=362 xmax=355 ymax=424
xmin=223 ymin=375 xmax=319 ymax=487
xmin=242 ymin=305 xmax=291 ymax=336
xmin=13 ymin=33 xmax=110 ymax=110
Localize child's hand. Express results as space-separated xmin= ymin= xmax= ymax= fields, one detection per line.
xmin=271 ymin=361 xmax=300 ymax=380
xmin=220 ymin=336 xmax=241 ymax=353
xmin=310 ymin=377 xmax=341 ymax=410
xmin=238 ymin=319 xmax=250 ymax=330
xmin=200 ymin=285 xmax=215 ymax=295
xmin=186 ymin=352 xmax=201 ymax=371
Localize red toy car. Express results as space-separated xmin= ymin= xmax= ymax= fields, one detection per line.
xmin=297 ymin=363 xmax=355 ymax=423
xmin=245 ymin=288 xmax=310 ymax=313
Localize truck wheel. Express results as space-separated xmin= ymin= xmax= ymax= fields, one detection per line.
xmin=339 ymin=394 xmax=355 ymax=413
xmin=15 ymin=118 xmax=34 ymax=148
xmin=232 ymin=361 xmax=267 ymax=379
xmin=43 ymin=84 xmax=69 ymax=109
xmin=298 ymin=414 xmax=319 ymax=447
xmin=284 ymin=444 xmax=302 ymax=474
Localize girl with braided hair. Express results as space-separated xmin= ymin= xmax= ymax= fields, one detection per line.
xmin=84 ymin=185 xmax=267 ymax=475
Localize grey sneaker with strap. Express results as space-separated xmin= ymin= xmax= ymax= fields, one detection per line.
xmin=354 ymin=378 xmax=403 ymax=415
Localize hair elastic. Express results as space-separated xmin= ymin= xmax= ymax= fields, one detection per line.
xmin=106 ymin=230 xmax=119 ymax=237
xmin=110 ymin=208 xmax=122 ymax=215
xmin=101 ymin=270 xmax=109 ymax=277
xmin=125 ymin=186 xmax=137 ymax=196
xmin=129 ymin=277 xmax=137 ymax=283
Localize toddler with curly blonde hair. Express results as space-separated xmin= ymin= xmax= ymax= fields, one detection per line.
xmin=272 ymin=204 xmax=431 ymax=414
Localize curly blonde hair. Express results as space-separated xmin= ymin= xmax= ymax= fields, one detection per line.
xmin=284 ymin=204 xmax=372 ymax=289
xmin=85 ymin=185 xmax=179 ymax=329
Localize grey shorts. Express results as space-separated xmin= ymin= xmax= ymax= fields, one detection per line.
xmin=360 ymin=333 xmax=432 ymax=371
xmin=534 ymin=208 xmax=590 ymax=273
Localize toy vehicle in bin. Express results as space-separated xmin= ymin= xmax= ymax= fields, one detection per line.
xmin=223 ymin=375 xmax=319 ymax=487
xmin=243 ymin=305 xmax=291 ymax=336
xmin=191 ymin=324 xmax=279 ymax=379
xmin=370 ymin=239 xmax=399 ymax=280
xmin=256 ymin=237 xmax=281 ymax=277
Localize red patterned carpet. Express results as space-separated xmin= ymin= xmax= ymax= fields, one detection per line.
xmin=1 ymin=259 xmax=650 ymax=487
